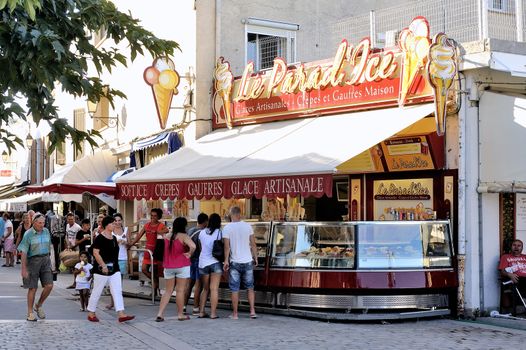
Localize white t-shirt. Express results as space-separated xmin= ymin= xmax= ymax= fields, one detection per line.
xmin=74 ymin=262 xmax=93 ymax=285
xmin=113 ymin=227 xmax=128 ymax=260
xmin=198 ymin=228 xmax=222 ymax=269
xmin=223 ymin=221 xmax=253 ymax=264
xmin=3 ymin=220 xmax=13 ymax=241
xmin=66 ymin=223 xmax=81 ymax=248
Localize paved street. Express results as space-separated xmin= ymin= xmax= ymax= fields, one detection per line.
xmin=1 ymin=264 xmax=526 ymax=350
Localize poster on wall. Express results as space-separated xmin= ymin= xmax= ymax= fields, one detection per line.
xmin=516 ymin=193 xmax=526 ymax=243
xmin=373 ymin=178 xmax=434 ymax=221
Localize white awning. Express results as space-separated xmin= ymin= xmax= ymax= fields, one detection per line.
xmin=117 ymin=104 xmax=434 ymax=192
xmin=43 ymin=150 xmax=115 ymax=185
xmin=479 ymin=92 xmax=526 ymax=187
xmin=0 ymin=193 xmax=42 ymax=212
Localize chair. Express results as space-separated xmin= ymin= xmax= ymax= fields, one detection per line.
xmin=500 ymin=279 xmax=526 ymax=316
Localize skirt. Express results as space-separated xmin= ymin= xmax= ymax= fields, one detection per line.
xmin=3 ymin=239 xmax=16 ymax=253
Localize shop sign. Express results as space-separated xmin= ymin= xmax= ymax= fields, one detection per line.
xmin=213 ymin=17 xmax=458 ymax=136
xmin=116 ymin=174 xmax=333 ymax=200
xmin=382 ymin=136 xmax=435 ymax=171
xmin=374 ymin=180 xmax=431 ymax=200
xmin=9 ymin=202 xmax=26 ymax=212
xmin=0 ymin=170 xmax=12 ymax=177
xmin=373 ymin=178 xmax=434 ymax=220
xmin=143 ymin=57 xmax=181 ymax=129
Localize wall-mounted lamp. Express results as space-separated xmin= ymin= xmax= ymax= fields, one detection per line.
xmin=1 ymin=150 xmax=8 ymax=163
xmin=87 ymin=100 xmax=119 ymax=128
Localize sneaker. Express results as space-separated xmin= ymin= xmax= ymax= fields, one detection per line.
xmin=34 ymin=305 xmax=45 ymax=319
xmin=26 ymin=312 xmax=37 ymax=322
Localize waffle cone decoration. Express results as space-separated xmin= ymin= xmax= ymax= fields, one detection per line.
xmin=214 ymin=57 xmax=234 ymax=128
xmin=398 ymin=17 xmax=431 ymax=107
xmin=144 ymin=57 xmax=180 ymax=129
xmin=427 ymin=33 xmax=457 ymax=136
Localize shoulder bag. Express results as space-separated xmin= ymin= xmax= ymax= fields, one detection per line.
xmin=212 ymin=229 xmax=225 ymax=262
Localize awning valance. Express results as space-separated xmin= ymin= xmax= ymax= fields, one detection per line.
xmin=116 ymin=104 xmax=434 ymax=200
xmin=27 ymin=150 xmax=116 ymax=196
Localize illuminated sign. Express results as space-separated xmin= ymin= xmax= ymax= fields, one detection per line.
xmin=213 ymin=17 xmax=458 ymax=134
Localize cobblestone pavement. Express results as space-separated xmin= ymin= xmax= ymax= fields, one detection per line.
xmin=1 ymin=265 xmax=526 ymax=350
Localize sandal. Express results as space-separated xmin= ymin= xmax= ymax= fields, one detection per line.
xmin=210 ymin=315 xmax=220 ymax=319
xmin=26 ymin=312 xmax=37 ymax=322
xmin=178 ymin=315 xmax=190 ymax=321
xmin=197 ymin=313 xmax=209 ymax=318
xmin=155 ymin=316 xmax=164 ymax=322
xmin=250 ymin=314 xmax=258 ymax=319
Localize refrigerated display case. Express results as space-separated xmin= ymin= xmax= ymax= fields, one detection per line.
xmin=219 ymin=220 xmax=457 ymax=320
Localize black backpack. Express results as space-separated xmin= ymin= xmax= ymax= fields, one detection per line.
xmin=189 ymin=229 xmax=202 ymax=260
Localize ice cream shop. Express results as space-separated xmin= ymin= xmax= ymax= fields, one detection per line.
xmin=117 ymin=17 xmax=460 ymax=318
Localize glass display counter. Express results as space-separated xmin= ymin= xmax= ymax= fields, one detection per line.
xmin=218 ymin=220 xmax=457 ymax=319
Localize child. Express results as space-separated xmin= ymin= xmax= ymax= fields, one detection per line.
xmin=74 ymin=251 xmax=93 ymax=311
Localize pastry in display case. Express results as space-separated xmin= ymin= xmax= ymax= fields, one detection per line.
xmin=271 ymin=223 xmax=355 ymax=269
xmin=251 ymin=222 xmax=271 ymax=267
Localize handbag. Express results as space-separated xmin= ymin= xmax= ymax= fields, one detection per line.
xmin=212 ymin=230 xmax=225 ymax=262
xmin=153 ymin=238 xmax=165 ymax=262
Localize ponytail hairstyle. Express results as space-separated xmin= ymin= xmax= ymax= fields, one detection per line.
xmin=169 ymin=217 xmax=187 ymax=249
xmin=207 ymin=213 xmax=221 ymax=235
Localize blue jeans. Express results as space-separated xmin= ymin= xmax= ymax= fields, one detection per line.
xmin=228 ymin=262 xmax=254 ymax=292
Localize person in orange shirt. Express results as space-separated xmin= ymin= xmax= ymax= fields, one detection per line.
xmin=128 ymin=208 xmax=168 ymax=297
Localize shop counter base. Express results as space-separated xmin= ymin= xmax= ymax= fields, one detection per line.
xmin=122 ymin=288 xmax=452 ymax=321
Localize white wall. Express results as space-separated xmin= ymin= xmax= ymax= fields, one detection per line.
xmin=481 ymin=193 xmax=501 ymax=311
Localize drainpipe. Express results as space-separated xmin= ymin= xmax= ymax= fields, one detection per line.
xmin=457 ymin=72 xmax=467 ymax=316
xmin=216 ymin=0 xmax=221 ymax=59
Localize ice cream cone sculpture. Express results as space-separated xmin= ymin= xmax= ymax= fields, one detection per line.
xmin=398 ymin=17 xmax=431 ymax=107
xmin=144 ymin=57 xmax=180 ymax=129
xmin=427 ymin=33 xmax=457 ymax=136
xmin=214 ymin=57 xmax=234 ymax=129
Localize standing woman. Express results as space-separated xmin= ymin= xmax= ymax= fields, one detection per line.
xmin=2 ymin=213 xmax=15 ymax=267
xmin=112 ymin=213 xmax=129 ymax=278
xmin=155 ymin=217 xmax=195 ymax=322
xmin=15 ymin=213 xmax=32 ymax=265
xmin=86 ymin=216 xmax=134 ymax=323
xmin=198 ymin=213 xmax=223 ymax=319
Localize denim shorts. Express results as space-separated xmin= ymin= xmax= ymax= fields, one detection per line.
xmin=228 ymin=262 xmax=254 ymax=292
xmin=190 ymin=259 xmax=200 ymax=281
xmin=199 ymin=262 xmax=223 ymax=276
xmin=164 ymin=266 xmax=191 ymax=279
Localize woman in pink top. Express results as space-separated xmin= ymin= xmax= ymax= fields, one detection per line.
xmin=155 ymin=217 xmax=195 ymax=322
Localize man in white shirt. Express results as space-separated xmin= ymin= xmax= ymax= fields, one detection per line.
xmin=223 ymin=206 xmax=258 ymax=320
xmin=65 ymin=213 xmax=81 ymax=289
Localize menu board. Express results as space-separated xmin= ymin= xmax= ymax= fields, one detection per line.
xmin=516 ymin=194 xmax=526 ymax=243
xmin=373 ymin=178 xmax=434 ymax=221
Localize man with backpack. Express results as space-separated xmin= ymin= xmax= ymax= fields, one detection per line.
xmin=185 ymin=213 xmax=208 ymax=315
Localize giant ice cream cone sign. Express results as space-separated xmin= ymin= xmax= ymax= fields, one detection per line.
xmin=427 ymin=33 xmax=458 ymax=136
xmin=144 ymin=57 xmax=180 ymax=129
xmin=398 ymin=17 xmax=431 ymax=107
xmin=213 ymin=57 xmax=234 ymax=129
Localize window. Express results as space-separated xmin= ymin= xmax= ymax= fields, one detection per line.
xmin=56 ymin=141 xmax=66 ymax=166
xmin=92 ymin=95 xmax=110 ymax=131
xmin=245 ymin=18 xmax=298 ymax=71
xmin=73 ymin=108 xmax=86 ymax=160
xmin=488 ymin=0 xmax=511 ymax=12
xmin=93 ymin=26 xmax=107 ymax=47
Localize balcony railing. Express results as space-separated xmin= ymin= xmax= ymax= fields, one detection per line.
xmin=322 ymin=0 xmax=525 ymax=54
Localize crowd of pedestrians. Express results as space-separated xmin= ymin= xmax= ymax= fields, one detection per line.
xmin=1 ymin=205 xmax=259 ymax=323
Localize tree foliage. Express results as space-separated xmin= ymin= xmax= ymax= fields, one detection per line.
xmin=0 ymin=0 xmax=180 ymax=153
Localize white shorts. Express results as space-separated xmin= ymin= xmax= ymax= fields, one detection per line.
xmin=163 ymin=266 xmax=190 ymax=279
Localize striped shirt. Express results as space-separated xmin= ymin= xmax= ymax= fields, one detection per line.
xmin=17 ymin=227 xmax=51 ymax=258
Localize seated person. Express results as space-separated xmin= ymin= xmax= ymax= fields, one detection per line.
xmin=498 ymin=239 xmax=526 ymax=309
